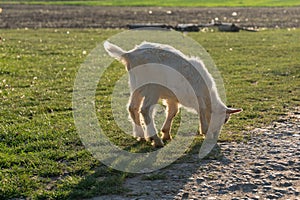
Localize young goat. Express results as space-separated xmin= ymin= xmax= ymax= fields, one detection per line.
xmin=104 ymin=41 xmax=242 ymax=147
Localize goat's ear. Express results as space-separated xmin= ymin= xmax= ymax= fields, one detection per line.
xmin=226 ymin=108 xmax=242 ymax=114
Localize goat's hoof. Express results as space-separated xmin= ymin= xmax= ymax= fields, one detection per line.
xmin=151 ymin=137 xmax=164 ymax=148
xmin=136 ymin=137 xmax=146 ymax=142
xmin=146 ymin=136 xmax=164 ymax=147
xmin=151 ymin=139 xmax=164 ymax=148
xmin=161 ymin=133 xmax=172 ymax=141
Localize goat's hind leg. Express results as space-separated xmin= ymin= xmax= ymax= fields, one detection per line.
xmin=140 ymin=95 xmax=164 ymax=147
xmin=128 ymin=91 xmax=144 ymax=141
xmin=161 ymin=100 xmax=178 ymax=141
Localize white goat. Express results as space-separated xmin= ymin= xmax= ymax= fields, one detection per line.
xmin=104 ymin=41 xmax=242 ymax=147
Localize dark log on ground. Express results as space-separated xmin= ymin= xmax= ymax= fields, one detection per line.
xmin=128 ymin=23 xmax=200 ymax=32
xmin=174 ymin=24 xmax=200 ymax=32
xmin=127 ymin=24 xmax=173 ymax=30
xmin=217 ymin=23 xmax=241 ymax=32
xmin=128 ymin=22 xmax=258 ymax=32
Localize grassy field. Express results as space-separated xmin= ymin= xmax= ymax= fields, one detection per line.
xmin=2 ymin=0 xmax=300 ymax=7
xmin=0 ymin=28 xmax=299 ymax=199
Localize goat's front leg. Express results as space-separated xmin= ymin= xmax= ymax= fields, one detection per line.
xmin=161 ymin=100 xmax=178 ymax=141
xmin=199 ymin=108 xmax=211 ymax=136
xmin=128 ymin=91 xmax=144 ymax=140
xmin=140 ymin=95 xmax=164 ymax=147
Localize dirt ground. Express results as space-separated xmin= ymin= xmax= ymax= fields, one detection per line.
xmin=0 ymin=4 xmax=300 ymax=29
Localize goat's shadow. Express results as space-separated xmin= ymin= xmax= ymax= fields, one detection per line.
xmin=124 ymin=141 xmax=233 ymax=199
xmin=67 ymin=139 xmax=233 ymax=199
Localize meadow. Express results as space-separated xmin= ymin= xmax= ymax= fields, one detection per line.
xmin=2 ymin=0 xmax=300 ymax=7
xmin=0 ymin=28 xmax=299 ymax=199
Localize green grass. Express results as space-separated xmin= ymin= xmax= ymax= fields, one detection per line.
xmin=0 ymin=28 xmax=299 ymax=199
xmin=2 ymin=0 xmax=300 ymax=7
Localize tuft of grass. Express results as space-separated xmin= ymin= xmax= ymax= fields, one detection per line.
xmin=0 ymin=28 xmax=299 ymax=198
xmin=2 ymin=0 xmax=300 ymax=7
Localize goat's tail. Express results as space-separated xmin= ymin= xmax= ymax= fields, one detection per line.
xmin=103 ymin=41 xmax=126 ymax=60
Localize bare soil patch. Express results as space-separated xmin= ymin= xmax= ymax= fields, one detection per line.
xmin=0 ymin=4 xmax=300 ymax=29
